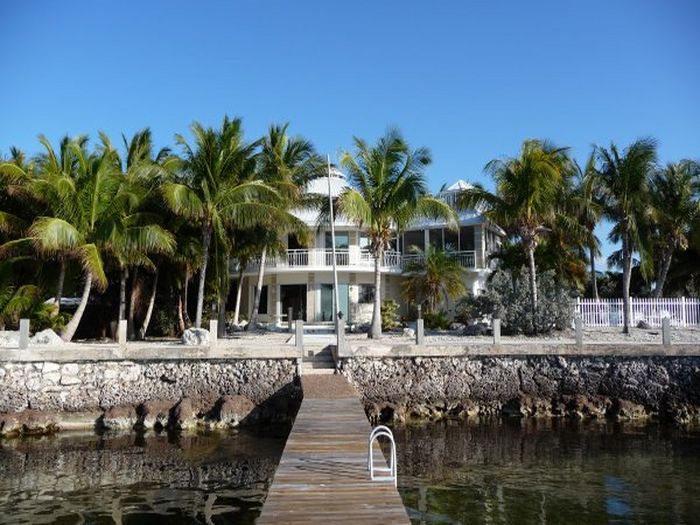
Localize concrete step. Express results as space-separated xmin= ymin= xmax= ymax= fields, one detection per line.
xmin=300 ymin=366 xmax=337 ymax=375
xmin=301 ymin=360 xmax=335 ymax=368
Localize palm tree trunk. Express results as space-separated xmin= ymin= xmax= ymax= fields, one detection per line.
xmin=138 ymin=270 xmax=159 ymax=340
xmin=526 ymin=242 xmax=538 ymax=333
xmin=589 ymin=243 xmax=599 ymax=300
xmin=621 ymin=233 xmax=632 ymax=334
xmin=369 ymin=248 xmax=383 ymax=339
xmin=127 ymin=266 xmax=140 ymax=339
xmin=654 ymin=252 xmax=673 ymax=298
xmin=249 ymin=247 xmax=267 ymax=328
xmin=183 ymin=273 xmax=190 ymax=326
xmin=195 ymin=226 xmax=212 ymax=329
xmin=54 ymin=257 xmax=66 ymax=314
xmin=118 ymin=267 xmax=128 ymax=321
xmin=61 ymin=272 xmax=92 ymax=342
xmin=232 ymin=266 xmax=245 ymax=325
xmin=177 ymin=288 xmax=186 ymax=335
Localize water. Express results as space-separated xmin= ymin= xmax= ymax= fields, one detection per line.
xmin=0 ymin=424 xmax=290 ymax=525
xmin=393 ymin=418 xmax=700 ymax=525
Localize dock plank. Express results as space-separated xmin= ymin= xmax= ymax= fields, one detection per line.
xmin=258 ymin=376 xmax=410 ymax=524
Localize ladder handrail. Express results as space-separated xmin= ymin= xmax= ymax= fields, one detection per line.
xmin=368 ymin=426 xmax=397 ymax=487
xmin=367 ymin=425 xmax=393 ymax=469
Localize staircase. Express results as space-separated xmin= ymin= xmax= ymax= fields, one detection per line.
xmin=301 ymin=346 xmax=337 ymax=375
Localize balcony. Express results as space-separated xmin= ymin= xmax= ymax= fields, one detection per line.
xmin=401 ymin=250 xmax=476 ymax=270
xmin=235 ymin=248 xmax=478 ymax=274
xmin=239 ymin=248 xmax=403 ymax=273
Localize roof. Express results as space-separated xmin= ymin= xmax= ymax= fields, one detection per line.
xmin=303 ymin=167 xmax=349 ymax=198
xmin=443 ymin=179 xmax=473 ymax=192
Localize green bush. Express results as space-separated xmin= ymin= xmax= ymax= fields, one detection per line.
xmin=381 ymin=300 xmax=400 ymax=331
xmin=423 ymin=310 xmax=451 ymax=330
xmin=482 ymin=267 xmax=571 ymax=335
xmin=454 ymin=294 xmax=494 ymax=324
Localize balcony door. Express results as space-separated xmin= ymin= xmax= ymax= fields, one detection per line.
xmin=287 ymin=234 xmax=307 ymax=266
xmin=319 ymin=283 xmax=349 ymax=322
xmin=325 ymin=231 xmax=349 ymax=266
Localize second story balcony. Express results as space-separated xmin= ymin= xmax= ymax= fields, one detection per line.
xmin=236 ymin=248 xmax=479 ymax=274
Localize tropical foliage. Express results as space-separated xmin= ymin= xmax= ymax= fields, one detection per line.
xmin=457 ymin=140 xmax=577 ymax=333
xmin=326 ymin=129 xmax=456 ymax=338
xmin=401 ymin=247 xmax=466 ymax=313
xmin=1 ymin=122 xmax=698 ymax=341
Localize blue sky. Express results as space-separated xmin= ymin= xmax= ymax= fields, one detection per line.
xmin=2 ymin=1 xmax=699 ymax=266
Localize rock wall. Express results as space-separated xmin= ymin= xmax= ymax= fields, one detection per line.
xmin=339 ymin=355 xmax=700 ymax=424
xmin=0 ymin=359 xmax=301 ymax=435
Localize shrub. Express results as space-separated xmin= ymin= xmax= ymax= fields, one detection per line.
xmin=454 ymin=294 xmax=494 ymax=325
xmin=423 ymin=310 xmax=451 ymax=330
xmin=380 ymin=300 xmax=400 ymax=331
xmin=482 ymin=267 xmax=572 ymax=335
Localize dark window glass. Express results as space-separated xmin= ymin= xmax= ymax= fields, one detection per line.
xmin=460 ymin=226 xmax=475 ymax=251
xmin=403 ymin=230 xmax=424 ymax=253
xmin=429 ymin=229 xmax=443 ymax=249
xmin=358 ymin=284 xmax=375 ymax=304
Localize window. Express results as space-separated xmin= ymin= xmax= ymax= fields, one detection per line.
xmin=444 ymin=228 xmax=458 ymax=252
xmin=459 ymin=226 xmax=475 ymax=251
xmin=360 ymin=234 xmax=370 ymax=250
xmin=429 ymin=229 xmax=443 ymax=250
xmin=403 ymin=230 xmax=424 ymax=253
xmin=325 ymin=231 xmax=349 ymax=249
xmin=358 ymin=284 xmax=375 ymax=304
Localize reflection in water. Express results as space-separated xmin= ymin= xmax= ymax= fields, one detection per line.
xmin=393 ymin=418 xmax=700 ymax=525
xmin=0 ymin=424 xmax=290 ymax=525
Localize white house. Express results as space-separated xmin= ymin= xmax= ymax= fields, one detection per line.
xmin=234 ymin=169 xmax=504 ymax=325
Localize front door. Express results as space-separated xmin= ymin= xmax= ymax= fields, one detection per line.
xmin=319 ymin=283 xmax=350 ymax=322
xmin=280 ymin=284 xmax=307 ymax=322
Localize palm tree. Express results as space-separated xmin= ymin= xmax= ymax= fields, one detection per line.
xmin=248 ymin=123 xmax=320 ymax=328
xmin=457 ymin=139 xmax=573 ymax=329
xmin=401 ymin=247 xmax=466 ymax=313
xmin=594 ymin=138 xmax=657 ymax=333
xmin=163 ymin=116 xmax=281 ymax=328
xmin=331 ymin=129 xmax=456 ymax=339
xmin=575 ymin=153 xmax=603 ymax=299
xmin=1 ymin=139 xmax=79 ymax=311
xmin=649 ymin=160 xmax=700 ymax=297
xmin=27 ymin=139 xmax=117 ymax=342
xmin=99 ymin=130 xmax=178 ymax=334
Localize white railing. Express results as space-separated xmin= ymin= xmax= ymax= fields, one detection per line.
xmin=242 ymin=248 xmax=404 ymax=271
xmin=402 ymin=250 xmax=476 ymax=270
xmin=575 ymin=297 xmax=700 ymax=327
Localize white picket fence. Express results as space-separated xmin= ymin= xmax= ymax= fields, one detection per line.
xmin=574 ymin=297 xmax=700 ymax=327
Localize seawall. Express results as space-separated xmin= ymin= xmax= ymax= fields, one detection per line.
xmin=0 ymin=346 xmax=302 ymax=437
xmin=337 ymin=344 xmax=700 ymax=424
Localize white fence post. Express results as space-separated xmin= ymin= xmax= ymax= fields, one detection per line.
xmin=682 ymin=297 xmax=687 ymax=327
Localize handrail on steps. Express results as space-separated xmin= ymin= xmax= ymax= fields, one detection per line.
xmin=368 ymin=425 xmax=397 ymax=487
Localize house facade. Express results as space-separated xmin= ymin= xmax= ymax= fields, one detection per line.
xmin=234 ymin=169 xmax=504 ymax=325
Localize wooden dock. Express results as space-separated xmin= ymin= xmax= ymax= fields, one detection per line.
xmin=257 ymin=375 xmax=411 ymax=524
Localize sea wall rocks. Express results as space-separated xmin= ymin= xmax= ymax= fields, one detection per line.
xmin=0 ymin=358 xmax=300 ymax=437
xmin=339 ymin=355 xmax=700 ymax=424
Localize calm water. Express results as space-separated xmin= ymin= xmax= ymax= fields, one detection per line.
xmin=393 ymin=419 xmax=700 ymax=525
xmin=0 ymin=424 xmax=290 ymax=525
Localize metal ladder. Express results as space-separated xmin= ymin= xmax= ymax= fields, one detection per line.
xmin=368 ymin=425 xmax=397 ymax=487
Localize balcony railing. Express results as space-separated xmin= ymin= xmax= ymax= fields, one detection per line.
xmin=402 ymin=250 xmax=476 ymax=270
xmin=241 ymin=248 xmax=403 ymax=271
xmin=236 ymin=248 xmax=478 ymax=273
